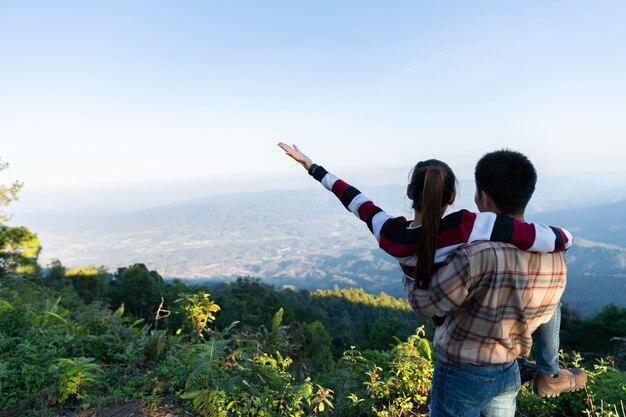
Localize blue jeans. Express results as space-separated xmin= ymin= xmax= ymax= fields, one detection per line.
xmin=429 ymin=360 xmax=521 ymax=417
xmin=531 ymin=303 xmax=561 ymax=375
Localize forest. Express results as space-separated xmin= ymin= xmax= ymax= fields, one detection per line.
xmin=1 ymin=260 xmax=626 ymax=416
xmin=1 ymin=163 xmax=626 ymax=417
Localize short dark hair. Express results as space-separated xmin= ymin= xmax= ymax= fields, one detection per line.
xmin=474 ymin=149 xmax=537 ymax=215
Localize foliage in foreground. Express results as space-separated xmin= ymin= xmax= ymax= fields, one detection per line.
xmin=0 ymin=274 xmax=435 ymax=416
xmin=1 ymin=273 xmax=626 ymax=417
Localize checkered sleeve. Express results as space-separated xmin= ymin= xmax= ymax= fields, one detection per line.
xmin=405 ymin=248 xmax=472 ymax=317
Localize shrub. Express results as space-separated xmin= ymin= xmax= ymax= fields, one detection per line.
xmin=50 ymin=357 xmax=102 ymax=404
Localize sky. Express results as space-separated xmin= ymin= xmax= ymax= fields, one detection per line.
xmin=2 ymin=1 xmax=626 ymax=212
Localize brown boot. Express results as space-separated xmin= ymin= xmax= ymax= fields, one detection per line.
xmin=533 ymin=368 xmax=588 ymax=397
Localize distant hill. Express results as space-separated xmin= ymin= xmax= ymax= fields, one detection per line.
xmin=532 ymin=200 xmax=626 ymax=247
xmin=561 ymin=239 xmax=626 ymax=315
xmin=12 ymin=186 xmax=626 ymax=316
xmin=17 ymin=187 xmax=405 ymax=291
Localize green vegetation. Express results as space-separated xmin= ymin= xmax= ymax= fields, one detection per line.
xmin=0 ymin=271 xmax=436 ymax=416
xmin=1 ymin=160 xmax=625 ymax=416
xmin=2 ymin=269 xmax=625 ymax=416
xmin=561 ymin=304 xmax=626 ymax=369
xmin=0 ymin=158 xmax=23 ymax=224
xmin=210 ymin=277 xmax=429 ymax=357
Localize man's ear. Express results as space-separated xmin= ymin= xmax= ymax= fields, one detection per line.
xmin=479 ymin=191 xmax=500 ymax=212
xmin=479 ymin=190 xmax=489 ymax=206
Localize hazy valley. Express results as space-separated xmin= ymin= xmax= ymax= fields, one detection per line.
xmin=14 ymin=178 xmax=626 ymax=316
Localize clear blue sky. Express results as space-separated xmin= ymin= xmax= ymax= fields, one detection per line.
xmin=2 ymin=1 xmax=625 ymax=211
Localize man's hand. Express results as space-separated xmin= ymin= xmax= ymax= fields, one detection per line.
xmin=278 ymin=142 xmax=313 ymax=171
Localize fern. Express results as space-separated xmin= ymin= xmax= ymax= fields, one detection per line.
xmin=184 ymin=339 xmax=230 ymax=391
xmin=0 ymin=333 xmax=20 ymax=353
xmin=181 ymin=388 xmax=228 ymax=417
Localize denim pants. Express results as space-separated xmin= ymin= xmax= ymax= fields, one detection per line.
xmin=429 ymin=360 xmax=521 ymax=417
xmin=531 ymin=303 xmax=561 ymax=375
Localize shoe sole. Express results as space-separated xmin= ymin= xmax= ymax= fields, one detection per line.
xmin=534 ymin=382 xmax=587 ymax=398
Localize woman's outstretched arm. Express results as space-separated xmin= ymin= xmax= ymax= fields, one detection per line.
xmin=278 ymin=142 xmax=414 ymax=256
xmin=278 ymin=142 xmax=313 ymax=171
xmin=277 ymin=143 xmax=572 ymax=260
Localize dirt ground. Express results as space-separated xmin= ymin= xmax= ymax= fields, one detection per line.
xmin=61 ymin=403 xmax=428 ymax=417
xmin=65 ymin=404 xmax=429 ymax=417
xmin=67 ymin=403 xmax=196 ymax=417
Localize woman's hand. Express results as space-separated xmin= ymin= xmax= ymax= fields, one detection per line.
xmin=278 ymin=142 xmax=313 ymax=170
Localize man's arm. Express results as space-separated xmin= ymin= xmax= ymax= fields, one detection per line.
xmin=404 ymin=247 xmax=472 ymax=317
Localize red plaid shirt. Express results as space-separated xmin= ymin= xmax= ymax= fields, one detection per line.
xmin=405 ymin=241 xmax=567 ymax=365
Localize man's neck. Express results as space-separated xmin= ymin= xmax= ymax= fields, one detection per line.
xmin=416 ymin=210 xmax=525 ymax=223
xmin=484 ymin=204 xmax=525 ymax=222
xmin=501 ymin=211 xmax=524 ymax=222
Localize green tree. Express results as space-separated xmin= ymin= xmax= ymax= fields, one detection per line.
xmin=109 ymin=263 xmax=164 ymax=320
xmin=0 ymin=225 xmax=41 ymax=276
xmin=562 ymin=303 xmax=626 ymax=357
xmin=46 ymin=259 xmax=66 ymax=288
xmin=0 ymin=159 xmax=40 ymax=277
xmin=0 ymin=159 xmax=23 ymax=224
xmin=66 ymin=265 xmax=111 ymax=305
xmin=290 ymin=321 xmax=334 ymax=376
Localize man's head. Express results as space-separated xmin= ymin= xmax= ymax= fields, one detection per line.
xmin=474 ymin=149 xmax=537 ymax=217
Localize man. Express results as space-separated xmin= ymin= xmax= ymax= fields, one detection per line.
xmin=405 ymin=150 xmax=586 ymax=417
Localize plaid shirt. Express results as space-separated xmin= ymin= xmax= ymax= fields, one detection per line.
xmin=405 ymin=241 xmax=567 ymax=365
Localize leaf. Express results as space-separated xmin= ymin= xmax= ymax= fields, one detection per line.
xmin=113 ymin=304 xmax=125 ymax=318
xmin=131 ymin=319 xmax=145 ymax=328
xmin=44 ymin=311 xmax=68 ymax=325
xmin=272 ymin=307 xmax=284 ymax=333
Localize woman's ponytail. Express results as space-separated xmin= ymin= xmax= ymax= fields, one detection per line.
xmin=409 ymin=160 xmax=456 ymax=290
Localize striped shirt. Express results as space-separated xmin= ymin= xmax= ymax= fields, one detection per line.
xmin=404 ymin=242 xmax=567 ymax=365
xmin=308 ymin=164 xmax=572 ymax=278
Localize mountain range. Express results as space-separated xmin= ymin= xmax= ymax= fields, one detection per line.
xmin=13 ymin=181 xmax=626 ymax=316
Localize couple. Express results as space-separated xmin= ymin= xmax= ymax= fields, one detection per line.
xmin=278 ymin=143 xmax=587 ymax=417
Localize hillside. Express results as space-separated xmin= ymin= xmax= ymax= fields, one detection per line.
xmin=13 ymin=187 xmax=626 ymax=315
xmin=532 ymin=199 xmax=626 ymax=247
xmin=2 ymin=272 xmax=625 ymax=417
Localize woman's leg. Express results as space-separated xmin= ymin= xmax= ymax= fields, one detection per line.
xmin=532 ymin=303 xmax=561 ymax=375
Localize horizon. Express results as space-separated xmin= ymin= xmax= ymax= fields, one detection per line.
xmin=3 ymin=1 xmax=626 ymax=213
xmin=8 ymin=167 xmax=626 ymax=215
